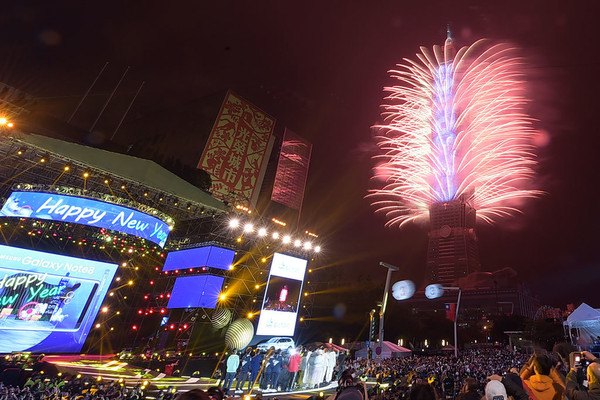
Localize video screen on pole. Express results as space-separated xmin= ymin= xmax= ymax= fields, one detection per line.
xmin=256 ymin=253 xmax=307 ymax=337
xmin=0 ymin=244 xmax=118 ymax=353
xmin=167 ymin=275 xmax=224 ymax=309
xmin=163 ymin=246 xmax=235 ymax=272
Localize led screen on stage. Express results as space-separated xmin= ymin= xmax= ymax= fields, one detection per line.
xmin=163 ymin=246 xmax=235 ymax=272
xmin=167 ymin=275 xmax=224 ymax=309
xmin=256 ymin=253 xmax=307 ymax=337
xmin=0 ymin=244 xmax=118 ymax=353
xmin=0 ymin=191 xmax=171 ymax=247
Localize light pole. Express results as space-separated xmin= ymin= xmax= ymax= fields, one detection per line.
xmin=378 ymin=262 xmax=399 ymax=355
xmin=425 ymin=284 xmax=462 ymax=357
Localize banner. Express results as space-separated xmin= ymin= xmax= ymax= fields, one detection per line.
xmin=271 ymin=128 xmax=312 ymax=211
xmin=0 ymin=191 xmax=171 ymax=247
xmin=198 ymin=92 xmax=275 ymax=208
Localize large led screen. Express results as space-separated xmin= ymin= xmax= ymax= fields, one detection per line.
xmin=0 ymin=244 xmax=118 ymax=353
xmin=163 ymin=246 xmax=235 ymax=272
xmin=256 ymin=253 xmax=307 ymax=336
xmin=0 ymin=191 xmax=170 ymax=247
xmin=166 ymin=275 xmax=224 ymax=309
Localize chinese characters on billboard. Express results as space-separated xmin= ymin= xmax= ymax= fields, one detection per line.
xmin=198 ymin=92 xmax=275 ymax=208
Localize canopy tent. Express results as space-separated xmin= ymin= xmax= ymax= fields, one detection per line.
xmin=323 ymin=343 xmax=347 ymax=352
xmin=355 ymin=341 xmax=412 ymax=359
xmin=565 ymin=303 xmax=600 ymax=349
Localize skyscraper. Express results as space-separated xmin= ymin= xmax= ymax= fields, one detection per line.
xmin=427 ymin=198 xmax=480 ymax=285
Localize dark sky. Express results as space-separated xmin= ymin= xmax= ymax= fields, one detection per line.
xmin=1 ymin=1 xmax=600 ymax=315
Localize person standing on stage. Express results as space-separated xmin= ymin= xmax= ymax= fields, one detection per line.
xmin=248 ymin=349 xmax=263 ymax=392
xmin=267 ymin=349 xmax=283 ymax=392
xmin=235 ymin=347 xmax=252 ymax=393
xmin=325 ymin=348 xmax=337 ymax=383
xmin=300 ymin=347 xmax=311 ymax=389
xmin=222 ymin=349 xmax=239 ymax=394
xmin=286 ymin=347 xmax=302 ymax=391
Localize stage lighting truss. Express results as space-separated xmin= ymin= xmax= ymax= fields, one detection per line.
xmin=224 ymin=214 xmax=322 ymax=255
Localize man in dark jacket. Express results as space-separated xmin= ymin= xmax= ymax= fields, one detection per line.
xmin=249 ymin=349 xmax=263 ymax=392
xmin=566 ymin=351 xmax=600 ymax=400
xmin=235 ymin=347 xmax=253 ymax=393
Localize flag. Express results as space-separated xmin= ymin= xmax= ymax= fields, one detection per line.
xmin=445 ymin=303 xmax=456 ymax=322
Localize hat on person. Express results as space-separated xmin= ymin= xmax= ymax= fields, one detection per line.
xmin=485 ymin=380 xmax=507 ymax=400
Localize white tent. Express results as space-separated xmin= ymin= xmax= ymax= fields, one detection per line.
xmin=355 ymin=341 xmax=412 ymax=359
xmin=565 ymin=303 xmax=600 ymax=349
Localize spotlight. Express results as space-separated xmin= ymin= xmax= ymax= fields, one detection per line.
xmin=243 ymin=223 xmax=254 ymax=233
xmin=282 ymin=235 xmax=291 ymax=244
xmin=219 ymin=293 xmax=227 ymax=301
xmin=315 ymin=246 xmax=321 ymax=253
xmin=229 ymin=219 xmax=240 ymax=228
xmin=83 ymin=171 xmax=90 ymax=178
xmin=272 ymin=232 xmax=280 ymax=239
xmin=303 ymin=242 xmax=312 ymax=250
xmin=6 ymin=122 xmax=13 ymax=128
xmin=258 ymin=228 xmax=267 ymax=236
xmin=294 ymin=240 xmax=301 ymax=247
xmin=0 ymin=118 xmax=6 ymax=124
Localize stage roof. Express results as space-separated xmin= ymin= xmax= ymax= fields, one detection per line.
xmin=15 ymin=133 xmax=226 ymax=212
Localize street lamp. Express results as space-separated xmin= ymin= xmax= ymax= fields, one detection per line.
xmin=378 ymin=262 xmax=399 ymax=355
xmin=425 ymin=284 xmax=462 ymax=358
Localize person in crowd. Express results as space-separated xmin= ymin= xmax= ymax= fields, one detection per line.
xmin=326 ymin=369 xmax=368 ymax=400
xmin=484 ymin=380 xmax=507 ymax=400
xmin=175 ymin=388 xmax=211 ymax=400
xmin=235 ymin=347 xmax=253 ymax=393
xmin=488 ymin=371 xmax=529 ymax=400
xmin=566 ymin=350 xmax=600 ymax=400
xmin=409 ymin=383 xmax=437 ymax=400
xmin=455 ymin=377 xmax=479 ymax=400
xmin=520 ymin=353 xmax=565 ymax=400
xmin=222 ymin=349 xmax=239 ymax=394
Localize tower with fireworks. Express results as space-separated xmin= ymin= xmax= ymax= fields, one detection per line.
xmin=372 ymin=32 xmax=541 ymax=285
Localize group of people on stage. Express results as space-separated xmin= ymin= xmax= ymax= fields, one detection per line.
xmin=218 ymin=345 xmax=344 ymax=394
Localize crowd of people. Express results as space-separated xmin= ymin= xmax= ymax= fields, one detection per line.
xmin=1 ymin=343 xmax=600 ymax=400
xmin=0 ymin=375 xmax=147 ymax=400
xmin=213 ymin=344 xmax=600 ymax=400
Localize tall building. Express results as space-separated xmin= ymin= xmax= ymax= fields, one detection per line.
xmin=427 ymin=198 xmax=481 ymax=285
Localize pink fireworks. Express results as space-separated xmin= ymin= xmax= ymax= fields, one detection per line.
xmin=371 ymin=38 xmax=542 ymax=226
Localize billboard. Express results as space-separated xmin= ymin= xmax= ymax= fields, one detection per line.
xmin=256 ymin=253 xmax=307 ymax=337
xmin=0 ymin=244 xmax=118 ymax=353
xmin=163 ymin=245 xmax=235 ymax=272
xmin=0 ymin=191 xmax=171 ymax=247
xmin=271 ymin=128 xmax=312 ymax=211
xmin=167 ymin=275 xmax=224 ymax=309
xmin=198 ymin=91 xmax=275 ymax=208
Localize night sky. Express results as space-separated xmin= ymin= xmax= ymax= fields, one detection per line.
xmin=1 ymin=1 xmax=599 ymax=319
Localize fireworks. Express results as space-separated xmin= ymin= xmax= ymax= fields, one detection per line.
xmin=371 ymin=37 xmax=541 ymax=226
